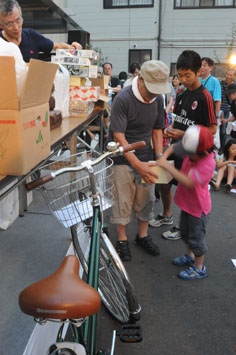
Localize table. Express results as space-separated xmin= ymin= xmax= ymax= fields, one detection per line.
xmin=0 ymin=108 xmax=104 ymax=217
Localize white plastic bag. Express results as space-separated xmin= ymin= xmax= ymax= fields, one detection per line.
xmin=0 ymin=38 xmax=28 ymax=99
xmin=53 ymin=64 xmax=70 ymax=117
xmin=0 ymin=178 xmax=19 ymax=230
xmin=213 ymin=110 xmax=222 ymax=149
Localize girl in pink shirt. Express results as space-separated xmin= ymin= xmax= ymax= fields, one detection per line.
xmin=157 ymin=125 xmax=215 ymax=280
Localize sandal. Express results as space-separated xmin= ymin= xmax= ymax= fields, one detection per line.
xmin=134 ymin=235 xmax=160 ymax=256
xmin=209 ymin=180 xmax=220 ymax=191
xmin=225 ymin=183 xmax=232 ymax=194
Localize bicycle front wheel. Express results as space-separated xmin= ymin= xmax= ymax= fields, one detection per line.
xmin=98 ymin=232 xmax=141 ymax=323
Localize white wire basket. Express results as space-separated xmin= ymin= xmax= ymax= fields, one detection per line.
xmin=38 ymin=151 xmax=114 ymax=228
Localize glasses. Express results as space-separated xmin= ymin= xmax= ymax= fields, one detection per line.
xmin=3 ymin=16 xmax=23 ymax=29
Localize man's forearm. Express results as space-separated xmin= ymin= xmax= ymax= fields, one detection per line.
xmin=215 ymin=100 xmax=221 ymax=116
xmin=152 ymin=129 xmax=163 ymax=157
xmin=113 ymin=132 xmax=140 ymax=169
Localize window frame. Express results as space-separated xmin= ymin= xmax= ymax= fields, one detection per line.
xmin=128 ymin=49 xmax=152 ymax=71
xmin=174 ymin=0 xmax=236 ymax=9
xmin=104 ymin=0 xmax=154 ymax=9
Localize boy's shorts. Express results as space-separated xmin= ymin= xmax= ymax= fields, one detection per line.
xmin=179 ymin=210 xmax=208 ymax=257
xmin=110 ymin=165 xmax=155 ymax=225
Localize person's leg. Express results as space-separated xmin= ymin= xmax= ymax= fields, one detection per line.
xmin=117 ymin=224 xmax=128 ymax=241
xmin=226 ymin=165 xmax=235 ymax=185
xmin=160 ymin=183 xmax=172 ymax=217
xmin=178 ymin=213 xmax=208 ymax=280
xmin=133 ymin=178 xmax=160 ymax=256
xmin=220 ymin=110 xmax=229 ymax=150
xmin=149 ymin=183 xmax=173 ymax=227
xmin=110 ymin=166 xmax=135 ymax=261
xmin=138 ymin=220 xmax=149 ymax=238
xmin=220 ymin=123 xmax=228 ymax=150
xmin=172 ymin=211 xmax=194 ymax=265
xmin=214 ymin=166 xmax=226 ymax=188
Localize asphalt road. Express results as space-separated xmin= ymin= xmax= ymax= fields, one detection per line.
xmin=0 ymin=185 xmax=235 ymax=355
xmin=97 ymin=185 xmax=236 ymax=355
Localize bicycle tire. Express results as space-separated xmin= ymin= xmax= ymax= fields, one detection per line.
xmin=71 ymin=225 xmax=141 ymax=323
xmin=99 ymin=232 xmax=141 ymax=323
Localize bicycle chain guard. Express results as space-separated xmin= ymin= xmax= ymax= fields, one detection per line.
xmin=117 ymin=324 xmax=142 ymax=343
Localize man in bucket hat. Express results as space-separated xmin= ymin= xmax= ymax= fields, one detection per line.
xmin=108 ymin=60 xmax=170 ymax=261
xmin=221 ymin=82 xmax=236 ymax=138
xmin=156 ymin=125 xmax=215 ymax=280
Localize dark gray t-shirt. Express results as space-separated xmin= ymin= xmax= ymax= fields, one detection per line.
xmin=108 ymin=85 xmax=165 ymax=165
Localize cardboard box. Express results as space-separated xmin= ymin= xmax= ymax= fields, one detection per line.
xmin=91 ymin=76 xmax=110 ymax=108
xmin=69 ymin=76 xmax=86 ymax=86
xmin=55 ymin=49 xmax=96 ymax=59
xmin=69 ymin=100 xmax=95 ymax=119
xmin=69 ymin=86 xmax=100 ymax=102
xmin=0 ymin=57 xmax=58 ymax=175
xmin=147 ymin=160 xmax=175 ymax=184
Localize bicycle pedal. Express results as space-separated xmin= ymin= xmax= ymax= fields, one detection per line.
xmin=117 ymin=324 xmax=142 ymax=343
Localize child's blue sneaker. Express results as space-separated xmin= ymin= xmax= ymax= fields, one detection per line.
xmin=179 ymin=265 xmax=207 ymax=280
xmin=172 ymin=254 xmax=194 ymax=266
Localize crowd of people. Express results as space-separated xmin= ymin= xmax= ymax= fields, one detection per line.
xmin=0 ymin=0 xmax=236 ymax=281
xmin=106 ymin=52 xmax=236 ymax=281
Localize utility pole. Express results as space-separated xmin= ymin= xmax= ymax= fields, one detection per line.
xmin=157 ymin=0 xmax=162 ymax=60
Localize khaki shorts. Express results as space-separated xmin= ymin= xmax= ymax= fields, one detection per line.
xmin=110 ymin=165 xmax=155 ymax=225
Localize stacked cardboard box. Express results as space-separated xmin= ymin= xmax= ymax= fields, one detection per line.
xmin=51 ymin=49 xmax=98 ymax=78
xmin=0 ymin=58 xmax=58 ymax=176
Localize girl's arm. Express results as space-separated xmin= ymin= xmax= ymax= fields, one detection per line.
xmin=157 ymin=157 xmax=195 ymax=188
xmin=217 ymin=159 xmax=236 ymax=168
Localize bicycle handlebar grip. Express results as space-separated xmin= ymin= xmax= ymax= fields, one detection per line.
xmin=122 ymin=141 xmax=146 ymax=153
xmin=25 ymin=174 xmax=53 ymax=191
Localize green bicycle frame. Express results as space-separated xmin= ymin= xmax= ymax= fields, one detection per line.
xmin=82 ymin=205 xmax=102 ymax=355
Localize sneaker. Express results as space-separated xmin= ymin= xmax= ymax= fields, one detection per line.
xmin=179 ymin=265 xmax=207 ymax=280
xmin=134 ymin=235 xmax=160 ymax=256
xmin=172 ymin=254 xmax=194 ymax=266
xmin=162 ymin=226 xmax=181 ymax=240
xmin=116 ymin=241 xmax=132 ymax=262
xmin=149 ymin=214 xmax=173 ymax=228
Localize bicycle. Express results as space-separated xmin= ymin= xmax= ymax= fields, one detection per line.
xmin=19 ymin=141 xmax=144 ymax=355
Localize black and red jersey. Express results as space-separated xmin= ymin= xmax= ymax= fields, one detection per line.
xmin=173 ymin=85 xmax=216 ymax=132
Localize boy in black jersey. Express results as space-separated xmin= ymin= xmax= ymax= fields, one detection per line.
xmin=149 ymin=50 xmax=217 ymax=234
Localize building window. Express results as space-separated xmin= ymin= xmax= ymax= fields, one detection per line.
xmin=104 ymin=0 xmax=154 ymax=9
xmin=174 ymin=0 xmax=235 ymax=8
xmin=170 ymin=63 xmax=177 ymax=77
xmin=129 ymin=49 xmax=152 ymax=70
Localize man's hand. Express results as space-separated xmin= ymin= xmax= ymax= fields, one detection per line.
xmin=221 ymin=118 xmax=228 ymax=124
xmin=134 ymin=161 xmax=158 ymax=185
xmin=111 ymin=86 xmax=121 ymax=93
xmin=164 ymin=127 xmax=184 ymax=140
xmin=70 ymin=42 xmax=82 ymax=49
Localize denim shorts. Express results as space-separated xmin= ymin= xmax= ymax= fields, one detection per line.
xmin=110 ymin=165 xmax=155 ymax=225
xmin=179 ymin=210 xmax=208 ymax=257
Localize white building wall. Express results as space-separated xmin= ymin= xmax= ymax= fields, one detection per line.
xmin=161 ymin=2 xmax=236 ymax=69
xmin=67 ymin=0 xmax=159 ymax=75
xmin=51 ymin=1 xmax=236 ymax=75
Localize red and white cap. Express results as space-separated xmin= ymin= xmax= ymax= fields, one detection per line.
xmin=182 ymin=125 xmax=214 ymax=153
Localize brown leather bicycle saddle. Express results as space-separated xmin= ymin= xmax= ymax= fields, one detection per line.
xmin=18 ymin=255 xmax=101 ymax=319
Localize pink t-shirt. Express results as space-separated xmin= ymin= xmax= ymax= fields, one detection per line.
xmin=174 ymin=152 xmax=215 ymax=218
